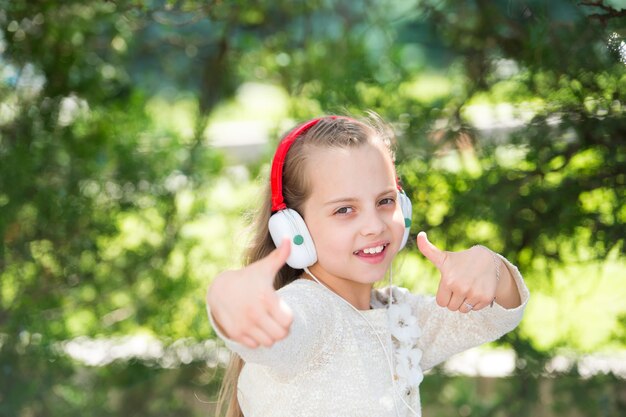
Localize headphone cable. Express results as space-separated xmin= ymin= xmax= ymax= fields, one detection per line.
xmin=303 ymin=265 xmax=420 ymax=416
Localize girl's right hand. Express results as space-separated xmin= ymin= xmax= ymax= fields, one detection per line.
xmin=207 ymin=238 xmax=294 ymax=349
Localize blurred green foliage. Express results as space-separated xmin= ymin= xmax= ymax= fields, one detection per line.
xmin=1 ymin=0 xmax=625 ymax=416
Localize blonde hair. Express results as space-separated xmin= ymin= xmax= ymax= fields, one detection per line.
xmin=215 ymin=114 xmax=396 ymax=417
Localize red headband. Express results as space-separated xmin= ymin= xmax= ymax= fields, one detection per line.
xmin=270 ymin=117 xmax=334 ymax=212
xmin=270 ymin=116 xmax=402 ymax=213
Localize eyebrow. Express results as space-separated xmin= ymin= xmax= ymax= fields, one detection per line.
xmin=323 ymin=187 xmax=397 ymax=206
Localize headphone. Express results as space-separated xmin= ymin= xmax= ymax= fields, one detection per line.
xmin=268 ymin=116 xmax=413 ymax=269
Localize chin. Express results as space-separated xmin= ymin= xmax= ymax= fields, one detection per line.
xmin=358 ymin=268 xmax=390 ymax=284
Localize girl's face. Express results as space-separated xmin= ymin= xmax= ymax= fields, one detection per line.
xmin=302 ymin=141 xmax=406 ymax=296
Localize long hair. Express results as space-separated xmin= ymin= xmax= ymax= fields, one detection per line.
xmin=215 ymin=113 xmax=396 ymax=417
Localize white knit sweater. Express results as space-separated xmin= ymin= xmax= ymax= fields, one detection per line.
xmin=210 ymin=258 xmax=529 ymax=417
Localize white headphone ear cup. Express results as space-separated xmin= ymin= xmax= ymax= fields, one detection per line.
xmin=398 ymin=192 xmax=412 ymax=250
xmin=268 ymin=208 xmax=317 ymax=269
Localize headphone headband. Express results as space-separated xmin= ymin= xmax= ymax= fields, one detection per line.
xmin=270 ymin=116 xmax=338 ymax=212
xmin=270 ymin=115 xmax=405 ymax=213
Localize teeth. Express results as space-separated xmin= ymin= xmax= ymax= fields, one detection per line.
xmin=363 ymin=245 xmax=384 ymax=254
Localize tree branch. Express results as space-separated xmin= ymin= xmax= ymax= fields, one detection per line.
xmin=579 ymin=0 xmax=626 ymax=25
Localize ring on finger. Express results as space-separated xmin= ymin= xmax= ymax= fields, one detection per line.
xmin=463 ymin=301 xmax=474 ymax=311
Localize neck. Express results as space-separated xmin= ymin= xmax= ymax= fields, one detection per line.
xmin=304 ymin=267 xmax=373 ymax=310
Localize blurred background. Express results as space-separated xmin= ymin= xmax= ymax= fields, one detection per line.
xmin=1 ymin=0 xmax=625 ymax=416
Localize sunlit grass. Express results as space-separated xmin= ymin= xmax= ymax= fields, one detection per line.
xmin=209 ymin=82 xmax=289 ymax=122
xmin=523 ymin=258 xmax=626 ymax=352
xmin=145 ymin=96 xmax=198 ymax=141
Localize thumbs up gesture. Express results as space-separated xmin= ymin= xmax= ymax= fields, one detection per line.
xmin=207 ymin=238 xmax=294 ymax=348
xmin=417 ymin=231 xmax=503 ymax=313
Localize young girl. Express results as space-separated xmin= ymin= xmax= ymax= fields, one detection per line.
xmin=207 ymin=115 xmax=529 ymax=417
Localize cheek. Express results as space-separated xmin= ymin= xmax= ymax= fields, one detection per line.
xmin=392 ymin=210 xmax=407 ymax=239
xmin=308 ymin=219 xmax=349 ymax=256
xmin=318 ymin=225 xmax=346 ymax=248
xmin=307 ymin=218 xmax=334 ymax=248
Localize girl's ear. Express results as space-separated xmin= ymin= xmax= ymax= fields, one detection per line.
xmin=398 ymin=191 xmax=412 ymax=250
xmin=268 ymin=208 xmax=317 ymax=269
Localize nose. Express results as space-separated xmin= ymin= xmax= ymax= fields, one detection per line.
xmin=359 ymin=207 xmax=387 ymax=237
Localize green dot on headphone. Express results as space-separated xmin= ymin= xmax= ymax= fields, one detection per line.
xmin=293 ymin=235 xmax=304 ymax=245
xmin=405 ymin=218 xmax=412 ymax=228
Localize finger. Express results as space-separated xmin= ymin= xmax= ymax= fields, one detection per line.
xmin=447 ymin=292 xmax=465 ymax=312
xmin=469 ymin=301 xmax=488 ymax=312
xmin=263 ymin=237 xmax=292 ymax=273
xmin=256 ymin=312 xmax=290 ymax=341
xmin=435 ymin=283 xmax=452 ymax=308
xmin=245 ymin=326 xmax=275 ymax=348
xmin=416 ymin=231 xmax=447 ymax=270
xmin=240 ymin=335 xmax=259 ymax=349
xmin=266 ymin=297 xmax=294 ymax=329
xmin=460 ymin=299 xmax=477 ymax=314
xmin=260 ymin=292 xmax=293 ymax=329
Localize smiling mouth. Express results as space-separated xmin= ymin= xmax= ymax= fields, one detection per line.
xmin=353 ymin=243 xmax=389 ymax=256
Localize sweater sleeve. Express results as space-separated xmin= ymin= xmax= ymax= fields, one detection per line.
xmin=412 ymin=255 xmax=530 ymax=371
xmin=207 ymin=281 xmax=334 ymax=376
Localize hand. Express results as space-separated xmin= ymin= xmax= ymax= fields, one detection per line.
xmin=207 ymin=238 xmax=294 ymax=348
xmin=416 ymin=231 xmax=499 ymax=313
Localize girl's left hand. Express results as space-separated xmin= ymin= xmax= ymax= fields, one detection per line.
xmin=416 ymin=231 xmax=510 ymax=313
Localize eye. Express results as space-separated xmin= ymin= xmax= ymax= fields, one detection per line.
xmin=334 ymin=206 xmax=354 ymax=215
xmin=379 ymin=197 xmax=395 ymax=206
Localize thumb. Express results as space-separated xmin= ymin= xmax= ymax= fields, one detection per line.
xmin=264 ymin=237 xmax=292 ymax=273
xmin=416 ymin=231 xmax=447 ymax=269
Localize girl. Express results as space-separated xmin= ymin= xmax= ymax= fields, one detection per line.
xmin=207 ymin=115 xmax=529 ymax=417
